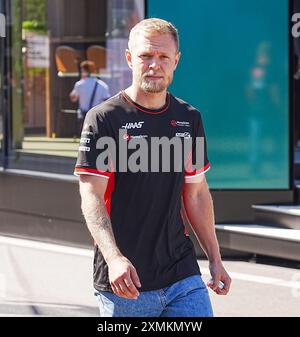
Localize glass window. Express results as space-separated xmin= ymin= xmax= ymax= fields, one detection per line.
xmin=8 ymin=0 xmax=144 ymax=174
xmin=148 ymin=0 xmax=289 ymax=189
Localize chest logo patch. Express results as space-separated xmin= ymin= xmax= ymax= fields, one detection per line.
xmin=170 ymin=120 xmax=190 ymax=127
xmin=122 ymin=121 xmax=144 ymax=129
xmin=175 ymin=132 xmax=191 ymax=139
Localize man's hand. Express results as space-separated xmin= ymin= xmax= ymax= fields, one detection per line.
xmin=207 ymin=260 xmax=231 ymax=295
xmin=107 ymin=255 xmax=142 ymax=300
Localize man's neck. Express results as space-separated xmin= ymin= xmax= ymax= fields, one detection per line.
xmin=124 ymin=86 xmax=167 ymax=110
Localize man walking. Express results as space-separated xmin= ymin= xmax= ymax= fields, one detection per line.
xmin=74 ymin=18 xmax=231 ymax=317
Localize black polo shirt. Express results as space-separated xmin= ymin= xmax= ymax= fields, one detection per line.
xmin=74 ymin=91 xmax=210 ymax=292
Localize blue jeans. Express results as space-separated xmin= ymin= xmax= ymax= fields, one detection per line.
xmin=94 ymin=274 xmax=213 ymax=317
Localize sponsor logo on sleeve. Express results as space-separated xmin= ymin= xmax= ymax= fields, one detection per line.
xmin=79 ymin=146 xmax=90 ymax=152
xmin=80 ymin=137 xmax=91 ymax=144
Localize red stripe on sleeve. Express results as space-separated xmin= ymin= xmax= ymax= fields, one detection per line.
xmin=74 ymin=167 xmax=113 ymax=178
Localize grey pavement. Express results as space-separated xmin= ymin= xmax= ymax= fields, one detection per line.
xmin=0 ymin=235 xmax=299 ymax=317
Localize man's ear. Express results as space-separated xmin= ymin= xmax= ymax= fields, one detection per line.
xmin=174 ymin=51 xmax=181 ymax=70
xmin=125 ymin=49 xmax=133 ymax=69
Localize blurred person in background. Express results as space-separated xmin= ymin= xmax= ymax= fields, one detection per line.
xmin=70 ymin=60 xmax=110 ymax=135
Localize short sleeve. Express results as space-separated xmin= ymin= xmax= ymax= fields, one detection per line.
xmin=98 ymin=80 xmax=110 ymax=100
xmin=184 ymin=111 xmax=210 ymax=181
xmin=71 ymin=82 xmax=80 ymax=97
xmin=74 ymin=110 xmax=114 ymax=179
xmin=103 ymin=83 xmax=110 ymax=100
xmin=104 ymin=86 xmax=110 ymax=99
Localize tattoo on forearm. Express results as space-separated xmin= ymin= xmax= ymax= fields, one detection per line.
xmin=81 ymin=192 xmax=121 ymax=262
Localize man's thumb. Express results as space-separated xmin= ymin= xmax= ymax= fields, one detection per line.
xmin=130 ymin=267 xmax=141 ymax=288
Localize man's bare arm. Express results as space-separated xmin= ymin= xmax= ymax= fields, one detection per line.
xmin=182 ymin=175 xmax=231 ymax=295
xmin=70 ymin=91 xmax=78 ymax=103
xmin=79 ymin=175 xmax=141 ymax=299
xmin=79 ymin=174 xmax=121 ymax=262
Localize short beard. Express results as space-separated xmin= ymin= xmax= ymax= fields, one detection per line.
xmin=141 ymin=80 xmax=166 ymax=93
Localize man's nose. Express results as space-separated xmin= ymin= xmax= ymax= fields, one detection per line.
xmin=149 ymin=57 xmax=161 ymax=70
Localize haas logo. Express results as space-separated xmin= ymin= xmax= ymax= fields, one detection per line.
xmin=122 ymin=121 xmax=144 ymax=129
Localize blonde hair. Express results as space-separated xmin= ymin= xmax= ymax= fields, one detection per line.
xmin=128 ymin=18 xmax=179 ymax=52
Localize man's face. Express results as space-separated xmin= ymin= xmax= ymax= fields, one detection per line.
xmin=126 ymin=32 xmax=180 ymax=93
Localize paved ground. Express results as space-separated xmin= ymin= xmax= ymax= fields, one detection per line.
xmin=0 ymin=235 xmax=299 ymax=317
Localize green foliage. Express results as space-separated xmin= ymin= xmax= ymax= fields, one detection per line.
xmin=22 ymin=0 xmax=46 ymax=32
xmin=23 ymin=0 xmax=46 ymax=24
xmin=22 ymin=20 xmax=46 ymax=33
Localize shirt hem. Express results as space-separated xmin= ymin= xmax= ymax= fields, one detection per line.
xmin=93 ymin=270 xmax=202 ymax=293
